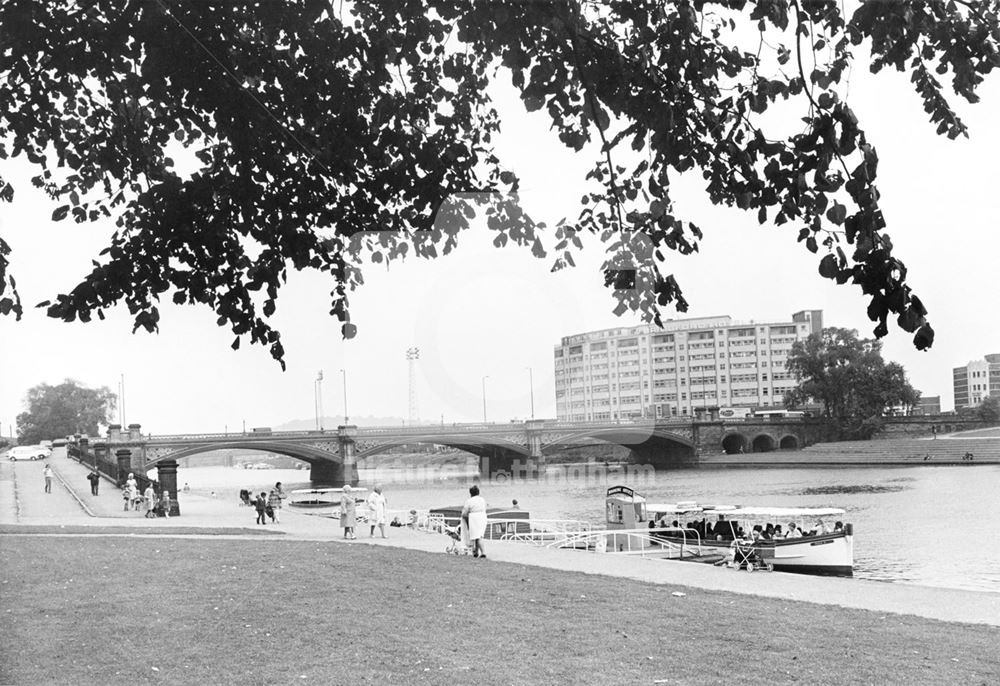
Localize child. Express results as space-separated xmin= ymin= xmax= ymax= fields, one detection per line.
xmin=255 ymin=492 xmax=267 ymax=525
xmin=161 ymin=491 xmax=171 ymax=518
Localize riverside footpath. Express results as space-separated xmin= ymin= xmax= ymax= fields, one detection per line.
xmin=2 ymin=452 xmax=998 ymax=629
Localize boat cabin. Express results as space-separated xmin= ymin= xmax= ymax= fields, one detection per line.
xmin=605 ymin=485 xmax=647 ymax=529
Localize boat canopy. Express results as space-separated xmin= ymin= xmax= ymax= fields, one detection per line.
xmin=647 ymin=504 xmax=845 ymax=518
xmin=290 ymin=487 xmax=367 ymax=495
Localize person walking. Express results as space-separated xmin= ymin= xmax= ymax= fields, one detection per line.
xmin=161 ymin=491 xmax=171 ymax=518
xmin=254 ymin=492 xmax=268 ymax=525
xmin=125 ymin=472 xmax=138 ymax=492
xmin=340 ymin=485 xmax=357 ymax=539
xmin=144 ymin=484 xmax=157 ymax=518
xmin=462 ymin=484 xmax=488 ymax=559
xmin=87 ymin=469 xmax=100 ymax=495
xmin=268 ymin=482 xmax=285 ymax=523
xmin=43 ymin=464 xmax=53 ymax=494
xmin=366 ymin=485 xmax=388 ymax=538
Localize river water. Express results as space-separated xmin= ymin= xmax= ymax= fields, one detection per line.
xmin=176 ymin=463 xmax=1000 ymax=594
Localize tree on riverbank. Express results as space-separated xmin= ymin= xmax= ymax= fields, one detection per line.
xmin=16 ymin=380 xmax=117 ymax=445
xmin=977 ymin=396 xmax=1000 ymax=423
xmin=785 ymin=327 xmax=920 ymax=439
xmin=2 ymin=2 xmax=998 ymax=365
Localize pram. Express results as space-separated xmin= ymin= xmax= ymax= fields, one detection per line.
xmin=729 ymin=539 xmax=773 ymax=572
xmin=444 ymin=523 xmax=473 ymax=555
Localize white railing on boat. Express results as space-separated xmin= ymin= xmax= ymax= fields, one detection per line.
xmin=484 ymin=518 xmax=592 ymax=544
xmin=543 ymin=527 xmax=704 ymax=559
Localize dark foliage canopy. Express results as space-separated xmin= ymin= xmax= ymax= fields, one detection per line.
xmin=16 ymin=379 xmax=117 ymax=444
xmin=1 ymin=1 xmax=998 ymax=366
xmin=976 ymin=395 xmax=1000 ymax=423
xmin=785 ymin=327 xmax=920 ymax=438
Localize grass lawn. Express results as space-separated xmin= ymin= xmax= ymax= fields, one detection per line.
xmin=1 ymin=535 xmax=997 ymax=685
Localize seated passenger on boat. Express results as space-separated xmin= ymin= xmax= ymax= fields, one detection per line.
xmin=786 ymin=522 xmax=803 ymax=538
xmin=715 ymin=515 xmax=739 ymax=540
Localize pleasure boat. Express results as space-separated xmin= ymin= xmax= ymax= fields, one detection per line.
xmin=605 ymin=485 xmax=854 ymax=576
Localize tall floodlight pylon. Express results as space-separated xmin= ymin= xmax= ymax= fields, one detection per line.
xmin=406 ymin=347 xmax=420 ymax=425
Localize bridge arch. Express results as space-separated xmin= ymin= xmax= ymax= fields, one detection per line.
xmin=353 ymin=436 xmax=529 ymax=462
xmin=721 ymin=433 xmax=748 ymax=455
xmin=542 ymin=427 xmax=695 ymax=468
xmin=751 ymin=434 xmax=776 ymax=453
xmin=354 ymin=436 xmax=532 ymax=478
xmin=779 ymin=435 xmax=800 ymax=450
xmin=144 ymin=441 xmax=341 ymax=467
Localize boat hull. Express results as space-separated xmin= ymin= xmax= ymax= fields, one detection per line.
xmin=700 ymin=532 xmax=854 ymax=577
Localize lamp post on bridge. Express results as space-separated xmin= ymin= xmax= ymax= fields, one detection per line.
xmin=526 ymin=367 xmax=535 ymax=420
xmin=481 ymin=375 xmax=489 ymax=423
xmin=340 ymin=368 xmax=349 ymax=426
xmin=315 ymin=370 xmax=324 ymax=431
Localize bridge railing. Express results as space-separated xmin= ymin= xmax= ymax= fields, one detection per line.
xmin=141 ymin=430 xmax=330 ymax=442
xmin=113 ymin=415 xmax=810 ymax=444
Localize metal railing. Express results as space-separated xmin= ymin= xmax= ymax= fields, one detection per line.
xmin=86 ymin=415 xmax=817 ymax=445
xmin=545 ymin=526 xmax=704 ymax=559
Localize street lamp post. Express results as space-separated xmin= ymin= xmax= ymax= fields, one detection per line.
xmin=526 ymin=367 xmax=535 ymax=419
xmin=315 ymin=370 xmax=324 ymax=430
xmin=340 ymin=369 xmax=349 ymax=425
xmin=481 ymin=375 xmax=489 ymax=423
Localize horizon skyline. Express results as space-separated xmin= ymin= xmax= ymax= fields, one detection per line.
xmin=1 ymin=300 xmax=990 ymax=441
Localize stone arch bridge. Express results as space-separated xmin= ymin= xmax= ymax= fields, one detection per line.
xmin=86 ymin=417 xmax=825 ymax=512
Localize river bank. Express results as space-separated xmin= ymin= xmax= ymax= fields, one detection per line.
xmin=4 ymin=453 xmax=1000 ymax=684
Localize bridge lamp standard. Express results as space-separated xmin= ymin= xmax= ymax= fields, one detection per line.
xmin=526 ymin=367 xmax=535 ymax=420
xmin=315 ymin=370 xmax=324 ymax=431
xmin=481 ymin=375 xmax=489 ymax=423
xmin=340 ymin=369 xmax=349 ymax=426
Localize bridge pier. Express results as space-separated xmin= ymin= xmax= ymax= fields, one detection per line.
xmin=156 ymin=459 xmax=181 ymax=516
xmin=306 ymin=426 xmax=360 ymax=487
xmin=309 ymin=460 xmax=359 ymax=487
xmin=115 ymin=448 xmax=132 ymax=484
xmin=477 ymin=450 xmax=546 ymax=481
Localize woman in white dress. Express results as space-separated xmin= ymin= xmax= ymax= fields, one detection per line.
xmin=461 ymin=484 xmax=488 ymax=558
xmin=366 ymin=485 xmax=388 ymax=538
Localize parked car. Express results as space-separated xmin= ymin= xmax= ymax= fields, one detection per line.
xmin=6 ymin=445 xmax=52 ymax=461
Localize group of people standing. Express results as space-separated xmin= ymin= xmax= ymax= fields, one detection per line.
xmin=76 ymin=467 xmax=171 ymax=518
xmin=339 ymin=484 xmax=388 ymax=539
xmin=120 ymin=473 xmax=171 ymax=518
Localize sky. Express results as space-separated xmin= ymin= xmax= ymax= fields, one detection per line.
xmin=1 ymin=37 xmax=999 ymax=437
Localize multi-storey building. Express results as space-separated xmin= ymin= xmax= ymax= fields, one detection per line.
xmin=953 ymin=354 xmax=1000 ymax=409
xmin=554 ymin=311 xmax=822 ymax=421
